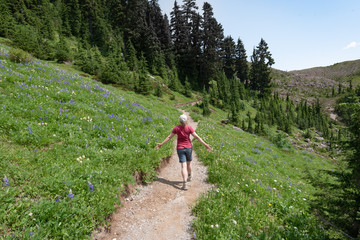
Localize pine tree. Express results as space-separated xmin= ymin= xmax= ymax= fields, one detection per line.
xmin=154 ymin=82 xmax=163 ymax=97
xmin=247 ymin=111 xmax=253 ymax=133
xmin=184 ymin=77 xmax=192 ymax=97
xmin=230 ymin=101 xmax=239 ymax=125
xmin=235 ymin=38 xmax=249 ymax=84
xmin=222 ymin=36 xmax=236 ymax=79
xmin=0 ymin=0 xmax=15 ymax=37
xmin=125 ymin=39 xmax=138 ymax=71
xmin=136 ymin=53 xmax=152 ymax=95
xmin=249 ymin=38 xmax=274 ymax=97
xmin=55 ymin=35 xmax=72 ymax=63
xmin=200 ymin=2 xmax=224 ymax=89
xmin=202 ymin=90 xmax=211 ymax=116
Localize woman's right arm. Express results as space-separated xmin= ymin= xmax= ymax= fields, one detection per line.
xmin=156 ymin=132 xmax=175 ymax=149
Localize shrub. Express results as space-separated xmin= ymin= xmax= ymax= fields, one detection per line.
xmin=8 ymin=48 xmax=33 ymax=63
xmin=272 ymin=131 xmax=291 ymax=149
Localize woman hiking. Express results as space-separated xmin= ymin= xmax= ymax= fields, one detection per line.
xmin=156 ymin=114 xmax=212 ymax=190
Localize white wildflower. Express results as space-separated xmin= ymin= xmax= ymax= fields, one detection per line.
xmin=215 ymin=224 xmax=219 ymax=228
xmin=232 ymin=219 xmax=237 ymax=225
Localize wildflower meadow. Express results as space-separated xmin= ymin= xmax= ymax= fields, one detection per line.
xmin=0 ymin=44 xmax=180 ymax=238
xmin=192 ymin=118 xmax=337 ymax=239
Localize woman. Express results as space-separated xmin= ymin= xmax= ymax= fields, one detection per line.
xmin=156 ymin=114 xmax=212 ymax=190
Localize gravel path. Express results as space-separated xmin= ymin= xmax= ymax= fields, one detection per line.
xmin=92 ymin=111 xmax=212 ymax=240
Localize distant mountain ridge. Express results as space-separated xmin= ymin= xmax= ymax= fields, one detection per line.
xmin=290 ymin=59 xmax=360 ymax=80
xmin=271 ymin=59 xmax=360 ymax=103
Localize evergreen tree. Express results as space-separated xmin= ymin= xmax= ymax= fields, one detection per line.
xmin=247 ymin=111 xmax=253 ymax=133
xmin=230 ymin=101 xmax=239 ymax=125
xmin=200 ymin=2 xmax=224 ymax=89
xmin=184 ymin=77 xmax=192 ymax=97
xmin=209 ymin=79 xmax=219 ymax=106
xmin=249 ymin=38 xmax=274 ymax=97
xmin=235 ymin=38 xmax=249 ymax=84
xmin=222 ymin=36 xmax=236 ymax=79
xmin=55 ymin=35 xmax=72 ymax=62
xmin=0 ymin=0 xmax=15 ymax=37
xmin=202 ymin=90 xmax=211 ymax=116
xmin=154 ymin=82 xmax=163 ymax=97
xmin=136 ymin=53 xmax=152 ymax=95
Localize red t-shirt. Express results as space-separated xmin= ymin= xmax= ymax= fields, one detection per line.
xmin=172 ymin=125 xmax=195 ymax=149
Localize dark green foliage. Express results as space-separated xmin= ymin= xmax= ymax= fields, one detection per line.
xmin=154 ymin=82 xmax=163 ymax=97
xmin=75 ymin=46 xmax=104 ymax=76
xmin=184 ymin=77 xmax=192 ymax=97
xmin=0 ymin=0 xmax=15 ymax=37
xmin=11 ymin=24 xmax=41 ymax=55
xmin=246 ymin=111 xmax=253 ymax=133
xmin=55 ymin=35 xmax=71 ymax=63
xmin=250 ymin=38 xmax=274 ymax=97
xmin=311 ymin=97 xmax=360 ymax=238
xmin=137 ymin=73 xmax=152 ymax=95
xmin=235 ymin=38 xmax=249 ymax=84
xmin=230 ymin=102 xmax=239 ymax=125
xmin=200 ymin=2 xmax=224 ymax=89
xmin=222 ymin=36 xmax=236 ymax=79
xmin=135 ymin=53 xmax=152 ymax=95
xmin=202 ymin=91 xmax=211 ymax=117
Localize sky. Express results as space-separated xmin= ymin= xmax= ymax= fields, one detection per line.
xmin=157 ymin=0 xmax=360 ymax=71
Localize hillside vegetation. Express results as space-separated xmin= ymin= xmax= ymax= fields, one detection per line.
xmin=0 ymin=43 xmax=345 ymax=239
xmin=0 ymin=43 xmax=184 ymax=238
xmin=272 ymin=59 xmax=360 ymax=104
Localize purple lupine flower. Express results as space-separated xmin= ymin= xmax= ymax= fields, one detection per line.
xmin=56 ymin=196 xmax=61 ymax=203
xmin=28 ymin=126 xmax=32 ymax=134
xmin=253 ymin=148 xmax=261 ymax=154
xmin=132 ymin=102 xmax=140 ymax=107
xmin=2 ymin=176 xmax=9 ymax=186
xmin=235 ymin=208 xmax=239 ymax=215
xmin=146 ymin=136 xmax=150 ymax=145
xmin=88 ymin=182 xmax=93 ymax=191
xmin=193 ymin=232 xmax=196 ymax=239
xmin=68 ymin=189 xmax=74 ymax=198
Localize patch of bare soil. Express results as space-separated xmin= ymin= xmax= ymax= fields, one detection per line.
xmin=92 ymin=111 xmax=212 ymax=240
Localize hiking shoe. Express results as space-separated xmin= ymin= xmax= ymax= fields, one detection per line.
xmin=181 ymin=182 xmax=187 ymax=190
xmin=187 ymin=174 xmax=192 ymax=182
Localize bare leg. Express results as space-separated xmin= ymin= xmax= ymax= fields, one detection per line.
xmin=181 ymin=162 xmax=187 ymax=182
xmin=186 ymin=161 xmax=192 ymax=181
xmin=181 ymin=162 xmax=187 ymax=189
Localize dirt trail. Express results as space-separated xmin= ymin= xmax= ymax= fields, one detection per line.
xmin=92 ymin=111 xmax=212 ymax=240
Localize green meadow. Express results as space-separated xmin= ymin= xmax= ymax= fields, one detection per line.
xmin=1 ymin=44 xmax=338 ymax=239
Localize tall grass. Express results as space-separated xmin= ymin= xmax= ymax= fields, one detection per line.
xmin=0 ymin=44 xmax=179 ymax=238
xmin=192 ymin=118 xmax=336 ymax=239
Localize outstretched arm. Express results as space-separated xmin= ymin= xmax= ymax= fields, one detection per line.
xmin=191 ymin=132 xmax=212 ymax=151
xmin=156 ymin=132 xmax=175 ymax=149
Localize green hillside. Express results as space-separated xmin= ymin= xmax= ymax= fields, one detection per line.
xmin=272 ymin=59 xmax=360 ymax=104
xmin=1 ymin=43 xmax=345 ymax=239
xmin=0 ymin=43 xmax=184 ymax=238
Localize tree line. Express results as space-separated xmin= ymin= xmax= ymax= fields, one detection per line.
xmin=0 ymin=0 xmax=274 ymax=97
